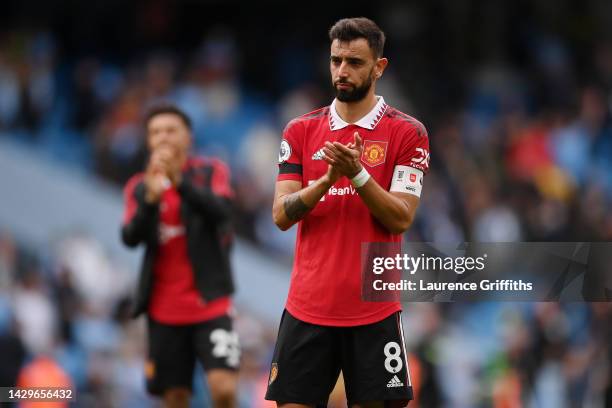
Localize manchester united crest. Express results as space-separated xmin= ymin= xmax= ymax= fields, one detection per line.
xmin=362 ymin=140 xmax=388 ymax=167
xmin=269 ymin=363 xmax=278 ymax=385
xmin=144 ymin=360 xmax=155 ymax=380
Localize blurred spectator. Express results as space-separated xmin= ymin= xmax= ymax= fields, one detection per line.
xmin=0 ymin=316 xmax=26 ymax=388
xmin=17 ymin=355 xmax=73 ymax=408
xmin=13 ymin=267 xmax=58 ymax=355
xmin=0 ymin=53 xmax=20 ymax=128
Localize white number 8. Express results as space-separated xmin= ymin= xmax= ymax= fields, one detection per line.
xmin=384 ymin=341 xmax=403 ymax=373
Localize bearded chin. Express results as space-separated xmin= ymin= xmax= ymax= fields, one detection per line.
xmin=335 ymin=76 xmax=373 ymax=103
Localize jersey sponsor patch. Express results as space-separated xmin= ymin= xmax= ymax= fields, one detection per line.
xmin=279 ymin=139 xmax=291 ymax=163
xmin=309 ymin=180 xmax=358 ymax=202
xmin=361 ymin=140 xmax=388 ymax=167
xmin=410 ymin=147 xmax=430 ymax=170
xmin=390 ymin=165 xmax=424 ymax=197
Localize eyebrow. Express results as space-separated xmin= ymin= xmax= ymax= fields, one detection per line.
xmin=330 ymin=55 xmax=366 ymax=64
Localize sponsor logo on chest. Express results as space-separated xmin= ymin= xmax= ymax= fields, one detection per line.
xmin=308 ymin=180 xmax=358 ymax=201
xmin=159 ymin=223 xmax=185 ymax=244
xmin=328 ymin=185 xmax=357 ymax=197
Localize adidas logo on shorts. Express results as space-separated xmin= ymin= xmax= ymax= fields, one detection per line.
xmin=387 ymin=375 xmax=404 ymax=388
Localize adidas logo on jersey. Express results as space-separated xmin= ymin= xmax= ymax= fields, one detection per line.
xmin=387 ymin=375 xmax=404 ymax=388
xmin=312 ymin=148 xmax=325 ymax=160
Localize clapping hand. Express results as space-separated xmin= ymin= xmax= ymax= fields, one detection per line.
xmin=322 ymin=131 xmax=364 ymax=178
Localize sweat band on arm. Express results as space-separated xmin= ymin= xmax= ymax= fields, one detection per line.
xmin=350 ymin=167 xmax=371 ymax=188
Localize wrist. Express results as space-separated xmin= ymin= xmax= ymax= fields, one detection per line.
xmin=321 ymin=173 xmax=336 ymax=188
xmin=350 ymin=167 xmax=370 ymax=188
xmin=348 ymin=163 xmax=363 ymax=179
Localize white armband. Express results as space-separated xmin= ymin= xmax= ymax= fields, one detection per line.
xmin=390 ymin=165 xmax=424 ymax=197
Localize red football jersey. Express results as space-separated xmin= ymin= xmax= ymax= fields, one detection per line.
xmin=149 ymin=184 xmax=231 ymax=325
xmin=123 ymin=157 xmax=233 ymax=325
xmin=277 ymin=96 xmax=430 ymax=326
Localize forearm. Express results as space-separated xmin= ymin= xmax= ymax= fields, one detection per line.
xmin=273 ymin=176 xmax=333 ymax=230
xmin=356 ymin=179 xmax=416 ymax=234
xmin=121 ymin=202 xmax=158 ymax=247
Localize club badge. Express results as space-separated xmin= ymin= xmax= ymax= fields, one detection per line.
xmin=269 ymin=363 xmax=278 ymax=385
xmin=362 ymin=140 xmax=388 ymax=167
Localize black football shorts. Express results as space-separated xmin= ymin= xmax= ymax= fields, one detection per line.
xmin=145 ymin=314 xmax=240 ymax=395
xmin=265 ymin=310 xmax=413 ymax=407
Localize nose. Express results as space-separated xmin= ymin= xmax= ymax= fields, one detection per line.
xmin=337 ymin=61 xmax=350 ymax=78
xmin=153 ymin=133 xmax=173 ymax=149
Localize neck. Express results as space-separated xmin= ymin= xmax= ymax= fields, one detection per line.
xmin=334 ymin=90 xmax=378 ymax=124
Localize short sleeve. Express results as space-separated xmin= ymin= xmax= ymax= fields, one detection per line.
xmin=389 ymin=121 xmax=430 ymax=197
xmin=277 ymin=119 xmax=304 ymax=182
xmin=396 ymin=121 xmax=430 ymax=174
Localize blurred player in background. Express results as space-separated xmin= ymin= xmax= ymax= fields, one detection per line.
xmin=121 ymin=104 xmax=239 ymax=408
xmin=266 ymin=17 xmax=430 ymax=407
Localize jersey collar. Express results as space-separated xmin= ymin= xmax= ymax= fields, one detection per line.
xmin=329 ymin=96 xmax=388 ymax=131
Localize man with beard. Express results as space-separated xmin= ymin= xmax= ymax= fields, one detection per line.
xmin=265 ymin=17 xmax=430 ymax=408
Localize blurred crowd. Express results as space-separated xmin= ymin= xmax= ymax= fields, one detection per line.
xmin=1 ymin=23 xmax=612 ymax=253
xmin=0 ymin=231 xmax=610 ymax=407
xmin=1 ymin=1 xmax=612 ymax=406
xmin=0 ymin=231 xmax=281 ymax=407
